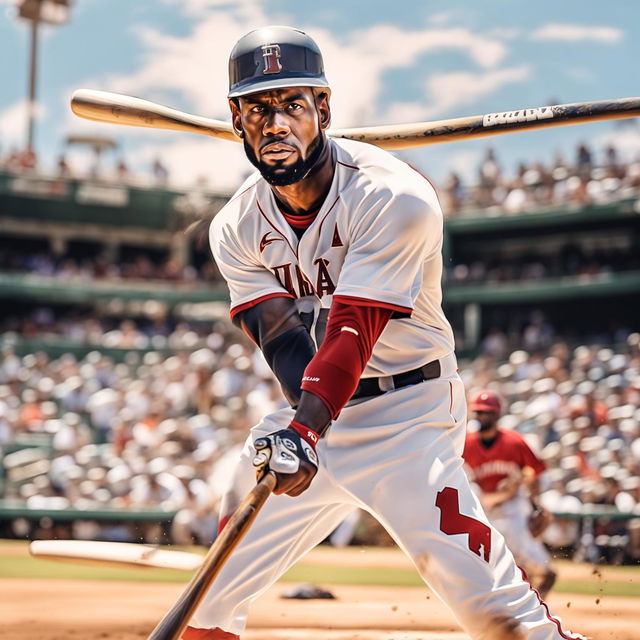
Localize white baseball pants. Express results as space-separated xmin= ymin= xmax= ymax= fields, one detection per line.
xmin=189 ymin=357 xmax=584 ymax=640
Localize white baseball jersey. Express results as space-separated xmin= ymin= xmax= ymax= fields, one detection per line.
xmin=210 ymin=138 xmax=455 ymax=376
xmin=194 ymin=138 xmax=585 ymax=640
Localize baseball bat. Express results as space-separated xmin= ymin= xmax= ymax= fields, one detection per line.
xmin=146 ymin=472 xmax=277 ymax=640
xmin=71 ymin=89 xmax=238 ymax=142
xmin=29 ymin=540 xmax=203 ymax=571
xmin=71 ymin=89 xmax=640 ymax=150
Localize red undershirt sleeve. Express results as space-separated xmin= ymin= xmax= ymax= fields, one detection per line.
xmin=300 ymin=301 xmax=393 ymax=418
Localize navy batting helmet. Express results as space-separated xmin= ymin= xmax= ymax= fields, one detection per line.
xmin=228 ymin=26 xmax=329 ymax=99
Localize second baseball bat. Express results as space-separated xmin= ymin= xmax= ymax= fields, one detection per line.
xmin=71 ymin=89 xmax=640 ymax=150
xmin=146 ymin=472 xmax=277 ymax=640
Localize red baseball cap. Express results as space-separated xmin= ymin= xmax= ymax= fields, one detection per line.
xmin=470 ymin=390 xmax=501 ymax=414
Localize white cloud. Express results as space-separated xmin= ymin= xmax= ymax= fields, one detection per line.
xmin=0 ymin=99 xmax=46 ymax=149
xmin=101 ymin=9 xmax=270 ymax=120
xmin=597 ymin=125 xmax=640 ymax=160
xmin=427 ymin=11 xmax=457 ymax=26
xmin=565 ymin=67 xmax=596 ymax=83
xmin=531 ymin=23 xmax=623 ymax=44
xmin=384 ymin=66 xmax=530 ymax=123
xmin=442 ymin=148 xmax=484 ymax=183
xmin=94 ymin=14 xmax=510 ymax=127
xmin=126 ymin=137 xmax=252 ymax=191
xmin=68 ymin=5 xmax=517 ymax=185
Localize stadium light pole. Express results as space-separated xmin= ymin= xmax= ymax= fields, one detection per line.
xmin=15 ymin=0 xmax=73 ymax=153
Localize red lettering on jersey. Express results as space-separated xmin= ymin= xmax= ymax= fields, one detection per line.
xmin=436 ymin=487 xmax=491 ymax=562
xmin=331 ymin=225 xmax=343 ymax=247
xmin=261 ymin=44 xmax=282 ymax=74
xmin=314 ymin=258 xmax=335 ymax=297
xmin=295 ymin=265 xmax=315 ymax=296
xmin=272 ymin=263 xmax=295 ymax=295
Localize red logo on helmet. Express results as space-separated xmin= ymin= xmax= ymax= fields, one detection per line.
xmin=261 ymin=44 xmax=282 ymax=74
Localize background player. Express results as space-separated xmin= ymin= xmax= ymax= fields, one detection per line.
xmin=463 ymin=390 xmax=557 ymax=598
xmin=184 ymin=25 xmax=584 ymax=640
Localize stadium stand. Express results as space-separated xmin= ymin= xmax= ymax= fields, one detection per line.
xmin=1 ymin=142 xmax=639 ymax=563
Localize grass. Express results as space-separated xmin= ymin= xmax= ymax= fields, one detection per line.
xmin=1 ymin=540 xmax=638 ymax=598
xmin=0 ymin=554 xmax=193 ymax=583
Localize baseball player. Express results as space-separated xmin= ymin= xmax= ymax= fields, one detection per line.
xmin=184 ymin=26 xmax=584 ymax=640
xmin=463 ymin=390 xmax=557 ymax=598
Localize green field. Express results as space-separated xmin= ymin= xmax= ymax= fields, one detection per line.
xmin=1 ymin=540 xmax=638 ymax=598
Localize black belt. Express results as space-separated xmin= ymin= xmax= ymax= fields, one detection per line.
xmin=351 ymin=359 xmax=441 ymax=400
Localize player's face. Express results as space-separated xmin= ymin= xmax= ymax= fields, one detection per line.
xmin=474 ymin=410 xmax=498 ymax=431
xmin=230 ymin=87 xmax=331 ymax=186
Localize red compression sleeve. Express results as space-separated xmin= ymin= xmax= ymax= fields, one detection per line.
xmin=300 ymin=301 xmax=393 ymax=418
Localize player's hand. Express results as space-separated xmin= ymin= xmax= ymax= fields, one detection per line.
xmin=528 ymin=504 xmax=553 ymax=538
xmin=252 ymin=422 xmax=319 ymax=497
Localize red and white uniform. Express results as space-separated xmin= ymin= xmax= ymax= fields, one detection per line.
xmin=464 ymin=428 xmax=552 ymax=574
xmin=190 ymin=139 xmax=583 ymax=640
xmin=212 ymin=139 xmax=453 ymax=373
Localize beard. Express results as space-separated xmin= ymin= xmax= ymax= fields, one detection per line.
xmin=478 ymin=418 xmax=497 ymax=432
xmin=244 ymin=132 xmax=326 ymax=187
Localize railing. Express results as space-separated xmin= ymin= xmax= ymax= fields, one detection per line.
xmin=0 ymin=499 xmax=175 ymax=522
xmin=0 ymin=169 xmax=227 ymax=231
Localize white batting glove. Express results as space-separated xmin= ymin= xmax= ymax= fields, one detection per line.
xmin=252 ymin=421 xmax=319 ymax=496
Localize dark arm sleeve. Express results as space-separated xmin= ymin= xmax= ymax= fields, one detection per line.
xmin=234 ymin=296 xmax=316 ymax=408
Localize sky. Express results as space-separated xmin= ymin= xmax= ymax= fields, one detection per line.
xmin=1 ymin=0 xmax=639 ymax=191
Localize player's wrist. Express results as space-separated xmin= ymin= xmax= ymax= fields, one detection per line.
xmin=291 ymin=389 xmax=332 ymax=438
xmin=288 ymin=420 xmax=320 ymax=448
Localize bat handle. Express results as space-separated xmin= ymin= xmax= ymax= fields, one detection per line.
xmin=146 ymin=472 xmax=276 ymax=640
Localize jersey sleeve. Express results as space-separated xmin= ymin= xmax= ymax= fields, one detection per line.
xmin=517 ymin=436 xmax=546 ymax=476
xmin=209 ymin=217 xmax=293 ymax=319
xmin=333 ymin=188 xmax=442 ymax=313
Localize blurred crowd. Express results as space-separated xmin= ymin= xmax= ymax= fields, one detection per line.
xmin=448 ymin=242 xmax=639 ymax=285
xmin=2 ymin=309 xmax=221 ymax=351
xmin=4 ymin=140 xmax=640 ymax=216
xmin=441 ymin=142 xmax=640 ymax=216
xmin=1 ymin=321 xmax=639 ymax=560
xmin=0 ymin=325 xmax=286 ymax=545
xmin=2 ymin=146 xmax=171 ymax=188
xmin=0 ymin=248 xmax=222 ymax=284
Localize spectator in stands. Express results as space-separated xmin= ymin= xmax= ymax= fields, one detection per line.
xmin=152 ymin=157 xmax=169 ymax=186
xmin=442 ymin=171 xmax=464 ymax=215
xmin=477 ymin=147 xmax=502 ymax=207
xmin=623 ymin=154 xmax=640 ymax=189
xmin=576 ymin=142 xmax=593 ymax=179
xmin=481 ymin=326 xmax=509 ymax=360
xmin=56 ymin=154 xmax=73 ymax=178
xmin=603 ymin=145 xmax=623 ymax=179
xmin=19 ymin=146 xmax=37 ymax=172
xmin=502 ymin=163 xmax=530 ymax=214
xmin=0 ymin=398 xmax=11 ymax=444
xmin=522 ymin=311 xmax=554 ymax=352
xmin=116 ymin=159 xmax=130 ymax=182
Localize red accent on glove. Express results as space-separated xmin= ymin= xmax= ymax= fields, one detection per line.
xmin=289 ymin=420 xmax=319 ymax=448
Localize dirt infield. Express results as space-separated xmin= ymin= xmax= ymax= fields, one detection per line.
xmin=0 ymin=577 xmax=638 ymax=640
xmin=1 ymin=544 xmax=638 ymax=640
